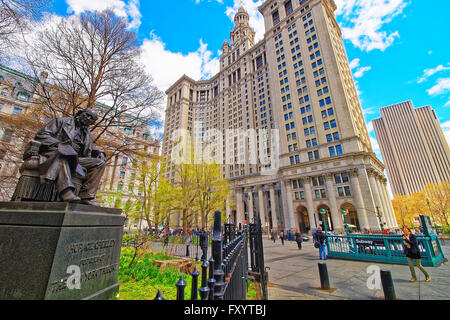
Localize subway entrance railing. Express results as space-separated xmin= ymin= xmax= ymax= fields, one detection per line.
xmin=324 ymin=214 xmax=447 ymax=267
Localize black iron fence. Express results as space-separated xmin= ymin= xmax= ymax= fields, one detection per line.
xmin=155 ymin=210 xmax=249 ymax=300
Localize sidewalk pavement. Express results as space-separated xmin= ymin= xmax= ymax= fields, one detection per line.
xmin=264 ymin=238 xmax=450 ymax=300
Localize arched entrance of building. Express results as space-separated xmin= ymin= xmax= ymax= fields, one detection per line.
xmin=317 ymin=204 xmax=334 ymax=231
xmin=340 ymin=203 xmax=360 ymax=231
xmin=296 ymin=205 xmax=310 ymax=234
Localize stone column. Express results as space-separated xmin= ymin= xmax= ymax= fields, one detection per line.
xmin=376 ymin=175 xmax=392 ymax=228
xmin=349 ymin=169 xmax=370 ymax=230
xmin=303 ymin=177 xmax=318 ymax=230
xmin=325 ymin=173 xmax=343 ymax=231
xmin=226 ymin=195 xmax=232 ymax=223
xmin=382 ymin=177 xmax=398 ymax=228
xmin=247 ymin=188 xmax=254 ymax=222
xmin=269 ymin=184 xmax=278 ymax=231
xmin=283 ymin=179 xmax=297 ymax=231
xmin=368 ymin=169 xmax=384 ymax=229
xmin=235 ymin=188 xmax=244 ymax=225
xmin=258 ymin=186 xmax=267 ymax=229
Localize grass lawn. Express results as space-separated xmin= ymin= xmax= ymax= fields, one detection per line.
xmin=117 ymin=247 xmax=258 ymax=300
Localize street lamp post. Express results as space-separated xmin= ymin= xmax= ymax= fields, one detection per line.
xmin=426 ymin=199 xmax=438 ymax=234
xmin=342 ymin=210 xmax=349 ymax=235
xmin=376 ymin=206 xmax=384 ymax=231
xmin=319 ymin=209 xmax=327 ymax=232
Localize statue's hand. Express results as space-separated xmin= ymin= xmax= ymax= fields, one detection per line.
xmin=98 ymin=153 xmax=107 ymax=162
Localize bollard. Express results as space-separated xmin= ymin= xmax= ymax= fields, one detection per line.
xmin=318 ymin=262 xmax=330 ymax=290
xmin=380 ymin=270 xmax=396 ymax=300
xmin=190 ymin=266 xmax=200 ymax=300
xmin=154 ymin=290 xmax=165 ymax=300
xmin=199 ymin=260 xmax=210 ymax=300
xmin=176 ymin=276 xmax=187 ymax=300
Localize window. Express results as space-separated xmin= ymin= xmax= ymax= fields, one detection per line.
xmin=342 ymin=173 xmax=349 ymax=183
xmin=121 ymin=157 xmax=128 ymax=166
xmin=333 ymin=132 xmax=340 ymax=141
xmin=119 ymin=171 xmax=125 ymax=179
xmin=285 ymin=0 xmax=293 ymax=15
xmin=336 ymin=144 xmax=343 ymax=155
xmin=329 ymin=146 xmax=336 ymax=157
xmin=13 ymin=107 xmax=22 ymax=115
xmin=272 ymin=10 xmax=280 ymax=26
xmin=334 ymin=174 xmax=342 ymax=184
xmin=1 ymin=88 xmax=8 ymax=96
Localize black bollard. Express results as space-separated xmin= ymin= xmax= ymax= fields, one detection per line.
xmin=191 ymin=266 xmax=200 ymax=300
xmin=380 ymin=270 xmax=396 ymax=300
xmin=199 ymin=260 xmax=210 ymax=300
xmin=318 ymin=262 xmax=330 ymax=290
xmin=176 ymin=275 xmax=187 ymax=300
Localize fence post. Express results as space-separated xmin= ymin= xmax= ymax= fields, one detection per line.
xmin=212 ymin=210 xmax=225 ymax=300
xmin=191 ymin=266 xmax=200 ymax=300
xmin=318 ymin=262 xmax=330 ymax=290
xmin=199 ymin=260 xmax=210 ymax=300
xmin=208 ymin=256 xmax=216 ymax=300
xmin=176 ymin=276 xmax=187 ymax=300
xmin=380 ymin=270 xmax=396 ymax=300
xmin=154 ymin=290 xmax=165 ymax=300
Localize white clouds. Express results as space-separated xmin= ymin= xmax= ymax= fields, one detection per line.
xmin=335 ymin=0 xmax=409 ymax=52
xmin=354 ymin=66 xmax=372 ymax=78
xmin=427 ymin=78 xmax=450 ymax=96
xmin=66 ymin=0 xmax=141 ymax=29
xmin=349 ymin=58 xmax=361 ymax=70
xmin=225 ymin=0 xmax=265 ymax=43
xmin=418 ymin=64 xmax=450 ymax=83
xmin=140 ymin=33 xmax=220 ymax=92
xmin=349 ymin=58 xmax=372 ymax=78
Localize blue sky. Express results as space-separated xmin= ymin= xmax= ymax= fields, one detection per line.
xmin=36 ymin=0 xmax=450 ymax=153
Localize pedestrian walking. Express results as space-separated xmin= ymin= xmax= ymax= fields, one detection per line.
xmin=271 ymin=229 xmax=276 ymax=243
xmin=295 ymin=229 xmax=303 ymax=250
xmin=163 ymin=231 xmax=169 ymax=255
xmin=280 ymin=231 xmax=285 ymax=246
xmin=184 ymin=229 xmax=192 ymax=257
xmin=402 ymin=227 xmax=431 ymax=282
xmin=316 ymin=227 xmax=327 ymax=260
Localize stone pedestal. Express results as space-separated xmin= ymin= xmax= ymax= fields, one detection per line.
xmin=0 ymin=202 xmax=125 ymax=300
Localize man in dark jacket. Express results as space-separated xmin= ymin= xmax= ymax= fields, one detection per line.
xmin=30 ymin=109 xmax=106 ymax=204
xmin=316 ymin=227 xmax=327 ymax=260
xmin=295 ymin=229 xmax=303 ymax=250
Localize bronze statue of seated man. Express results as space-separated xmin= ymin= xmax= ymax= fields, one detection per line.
xmin=21 ymin=108 xmax=107 ymax=205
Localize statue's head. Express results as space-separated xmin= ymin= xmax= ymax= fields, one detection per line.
xmin=75 ymin=109 xmax=98 ymax=128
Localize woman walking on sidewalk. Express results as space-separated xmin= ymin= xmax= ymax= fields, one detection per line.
xmin=295 ymin=229 xmax=303 ymax=250
xmin=402 ymin=227 xmax=431 ymax=282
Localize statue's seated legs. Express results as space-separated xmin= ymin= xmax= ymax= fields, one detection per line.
xmin=57 ymin=157 xmax=106 ymax=202
xmin=78 ymin=158 xmax=106 ymax=200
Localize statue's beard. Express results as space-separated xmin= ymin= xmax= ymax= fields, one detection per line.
xmin=75 ymin=117 xmax=89 ymax=129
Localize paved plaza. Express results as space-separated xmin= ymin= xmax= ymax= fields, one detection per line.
xmin=264 ymin=238 xmax=450 ymax=300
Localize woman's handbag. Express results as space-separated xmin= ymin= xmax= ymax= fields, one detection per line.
xmin=314 ymin=241 xmax=320 ymax=248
